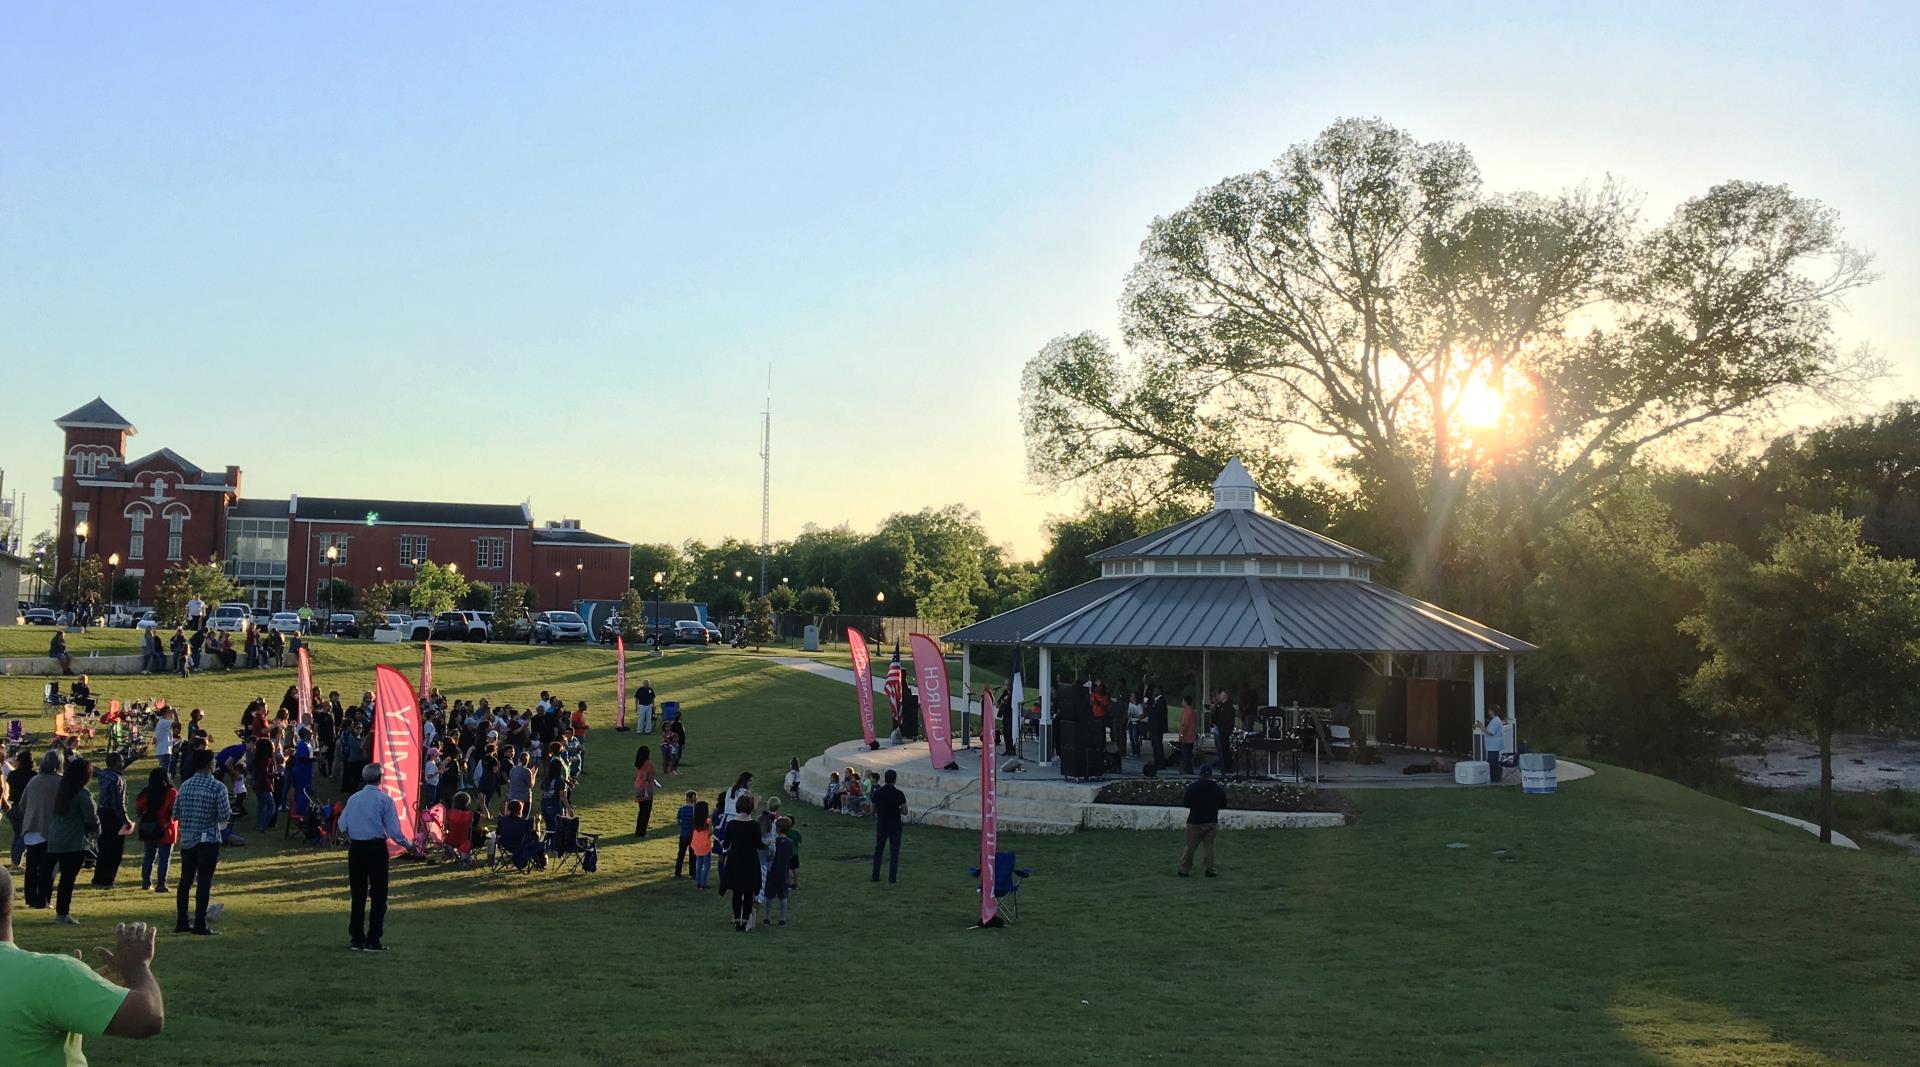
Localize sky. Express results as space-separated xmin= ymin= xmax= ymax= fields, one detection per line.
xmin=2 ymin=1 xmax=1915 ymax=558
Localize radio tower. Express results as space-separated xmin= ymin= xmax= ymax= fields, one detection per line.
xmin=758 ymin=367 xmax=771 ymax=594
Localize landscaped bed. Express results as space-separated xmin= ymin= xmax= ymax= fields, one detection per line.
xmin=1094 ymin=777 xmax=1350 ymax=815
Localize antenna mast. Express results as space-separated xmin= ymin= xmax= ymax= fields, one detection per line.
xmin=759 ymin=366 xmax=771 ymax=594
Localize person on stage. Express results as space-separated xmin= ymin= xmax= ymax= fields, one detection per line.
xmin=339 ymin=763 xmax=419 ymax=953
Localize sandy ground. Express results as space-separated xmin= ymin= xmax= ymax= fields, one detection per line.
xmin=1724 ymin=733 xmax=1920 ymax=792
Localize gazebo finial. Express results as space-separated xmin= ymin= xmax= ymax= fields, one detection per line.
xmin=1212 ymin=457 xmax=1257 ymax=511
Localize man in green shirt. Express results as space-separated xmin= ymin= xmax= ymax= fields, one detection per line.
xmin=0 ymin=868 xmax=166 ymax=1064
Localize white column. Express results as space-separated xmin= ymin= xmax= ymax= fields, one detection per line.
xmin=1038 ymin=645 xmax=1053 ymax=765
xmin=1266 ymin=651 xmax=1279 ymax=708
xmin=1201 ymin=649 xmax=1210 ymax=704
xmin=1472 ymin=654 xmax=1486 ymax=762
xmin=1505 ymin=653 xmax=1517 ymax=752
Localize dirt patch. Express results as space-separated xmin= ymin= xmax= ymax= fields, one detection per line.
xmin=1094 ymin=778 xmax=1349 ymax=815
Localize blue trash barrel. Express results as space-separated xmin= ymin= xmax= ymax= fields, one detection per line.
xmin=661 ymin=700 xmax=680 ymax=722
xmin=1520 ymin=752 xmax=1558 ymax=794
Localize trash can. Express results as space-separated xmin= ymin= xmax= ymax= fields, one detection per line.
xmin=802 ymin=625 xmax=820 ymax=652
xmin=661 ymin=700 xmax=680 ymax=722
xmin=1520 ymin=752 xmax=1558 ymax=795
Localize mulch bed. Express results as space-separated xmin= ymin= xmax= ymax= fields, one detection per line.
xmin=1093 ymin=778 xmax=1350 ymax=815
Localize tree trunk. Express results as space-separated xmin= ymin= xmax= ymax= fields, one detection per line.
xmin=1817 ymin=722 xmax=1834 ymax=845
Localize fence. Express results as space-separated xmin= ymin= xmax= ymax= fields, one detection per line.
xmin=774 ymin=612 xmax=937 ymax=649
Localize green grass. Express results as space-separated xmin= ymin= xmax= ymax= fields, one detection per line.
xmin=5 ymin=644 xmax=1919 ymax=1066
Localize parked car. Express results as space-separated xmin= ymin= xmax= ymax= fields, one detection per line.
xmin=105 ymin=606 xmax=137 ymax=628
xmin=137 ymin=610 xmax=160 ymax=631
xmin=326 ymin=613 xmax=360 ymax=638
xmin=210 ymin=603 xmax=253 ymax=633
xmin=432 ymin=611 xmax=492 ymax=642
xmin=672 ymin=620 xmax=710 ymax=645
xmin=491 ymin=613 xmax=532 ymax=641
xmin=23 ymin=607 xmax=56 ymax=625
xmin=532 ymin=611 xmax=591 ymax=644
xmin=269 ymin=612 xmax=303 ymax=635
xmin=701 ymin=619 xmax=723 ymax=644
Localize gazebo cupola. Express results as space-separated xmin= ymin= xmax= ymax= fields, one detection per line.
xmin=1091 ymin=456 xmax=1379 ymax=582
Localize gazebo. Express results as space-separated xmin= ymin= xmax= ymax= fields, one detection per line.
xmin=943 ymin=459 xmax=1535 ymax=768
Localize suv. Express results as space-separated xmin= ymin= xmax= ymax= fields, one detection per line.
xmin=531 ymin=611 xmax=590 ymax=644
xmin=431 ymin=611 xmax=492 ymax=642
xmin=210 ymin=603 xmax=253 ymax=633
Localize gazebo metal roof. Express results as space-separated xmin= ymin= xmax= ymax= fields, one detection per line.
xmin=944 ymin=458 xmax=1532 ymax=657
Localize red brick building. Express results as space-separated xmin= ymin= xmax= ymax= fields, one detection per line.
xmin=53 ymin=398 xmax=630 ymax=610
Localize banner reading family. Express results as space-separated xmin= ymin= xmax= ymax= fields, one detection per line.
xmin=419 ymin=640 xmax=434 ymax=702
xmin=372 ymin=665 xmax=424 ymax=859
xmin=979 ymin=686 xmax=998 ymax=927
xmin=909 ymin=633 xmax=955 ymax=769
xmin=615 ymin=635 xmax=629 ymax=732
xmin=296 ymin=647 xmax=314 ymax=726
xmin=847 ymin=628 xmax=878 ymax=749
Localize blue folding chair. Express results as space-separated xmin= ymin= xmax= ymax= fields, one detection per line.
xmin=967 ymin=850 xmax=1032 ymax=924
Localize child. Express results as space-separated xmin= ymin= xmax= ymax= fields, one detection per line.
xmin=823 ymin=772 xmax=842 ymax=813
xmin=767 ymin=817 xmax=795 ymax=926
xmin=689 ymin=801 xmax=712 ymax=889
xmin=784 ymin=813 xmax=803 ymax=891
xmin=563 ymin=731 xmax=584 ymax=783
xmin=753 ymin=810 xmax=775 ymax=929
xmin=783 ymin=758 xmax=801 ymax=800
xmin=842 ymin=770 xmax=865 ymax=815
xmin=674 ymin=790 xmax=697 ymax=878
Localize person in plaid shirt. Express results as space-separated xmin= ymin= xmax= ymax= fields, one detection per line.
xmin=172 ymin=750 xmax=229 ymax=936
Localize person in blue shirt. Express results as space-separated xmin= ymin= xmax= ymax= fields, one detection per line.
xmin=339 ymin=763 xmax=420 ymax=952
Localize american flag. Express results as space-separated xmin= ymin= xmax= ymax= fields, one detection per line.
xmin=884 ymin=644 xmax=905 ymax=725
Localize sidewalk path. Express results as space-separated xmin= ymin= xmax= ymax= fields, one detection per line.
xmin=768 ymin=656 xmax=972 ymax=713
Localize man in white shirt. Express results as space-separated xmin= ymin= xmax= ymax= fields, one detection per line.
xmin=1482 ymin=708 xmax=1507 ymax=782
xmin=185 ymin=597 xmax=204 ymax=631
xmin=339 ymin=763 xmax=419 ymax=952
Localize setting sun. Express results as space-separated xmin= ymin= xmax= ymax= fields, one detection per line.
xmin=1459 ymin=378 xmax=1505 ymax=430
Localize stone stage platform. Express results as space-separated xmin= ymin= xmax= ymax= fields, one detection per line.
xmin=798 ymin=739 xmax=1348 ymax=835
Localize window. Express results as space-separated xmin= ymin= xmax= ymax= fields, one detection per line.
xmin=71 ymin=503 xmax=89 ymax=557
xmin=1350 ymin=565 xmax=1370 ymax=580
xmin=1279 ymin=561 xmax=1300 ymax=576
xmin=72 ymin=452 xmax=99 ymax=477
xmin=1154 ymin=561 xmax=1176 ymax=574
xmin=399 ymin=535 xmax=430 ymax=567
xmin=166 ymin=512 xmax=185 ymax=561
xmin=129 ymin=511 xmax=146 ymax=561
xmin=477 ymin=537 xmax=506 ymax=570
xmin=1300 ymin=561 xmax=1322 ymax=576
xmin=319 ymin=533 xmax=349 ymax=564
xmin=1176 ymin=560 xmax=1198 ymax=574
xmin=1200 ymin=560 xmax=1222 ymax=574
xmin=1223 ymin=560 xmax=1244 ymax=574
xmin=1258 ymin=561 xmax=1278 ymax=575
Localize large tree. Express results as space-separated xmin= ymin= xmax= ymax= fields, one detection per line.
xmin=1023 ymin=118 xmax=1876 ymax=590
xmin=1681 ymin=511 xmax=1920 ymax=842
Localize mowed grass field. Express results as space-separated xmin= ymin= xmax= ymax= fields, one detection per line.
xmin=3 ymin=637 xmax=1919 ymax=1066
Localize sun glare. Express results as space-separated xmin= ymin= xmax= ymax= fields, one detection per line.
xmin=1458 ymin=379 xmax=1505 ymax=430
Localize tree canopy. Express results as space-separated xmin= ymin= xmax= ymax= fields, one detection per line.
xmin=1023 ymin=117 xmax=1876 ymax=590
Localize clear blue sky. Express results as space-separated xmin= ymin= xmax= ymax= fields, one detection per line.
xmin=2 ymin=1 xmax=1914 ymax=557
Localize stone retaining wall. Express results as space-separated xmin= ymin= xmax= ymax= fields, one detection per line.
xmin=0 ymin=655 xmax=146 ymax=676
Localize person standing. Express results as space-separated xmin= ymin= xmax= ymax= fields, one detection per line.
xmin=1210 ymin=689 xmax=1236 ymax=774
xmin=17 ymin=753 xmax=63 ymax=910
xmin=720 ymin=794 xmax=763 ymax=930
xmin=173 ymin=749 xmax=229 ymax=936
xmin=169 ymin=629 xmax=188 ymax=678
xmin=632 ymin=746 xmax=658 ymax=837
xmin=1176 ymin=698 xmax=1199 ymax=775
xmin=869 ymin=769 xmax=908 ymax=885
xmin=48 ymin=759 xmax=100 ymax=924
xmin=1480 ymin=708 xmax=1507 ymax=783
xmin=635 ymin=679 xmax=656 ymax=735
xmin=672 ymin=790 xmax=697 ymax=877
xmin=1145 ymin=686 xmax=1170 ymax=772
xmin=6 ymin=751 xmax=34 ymax=870
xmin=136 ymin=768 xmax=178 ymax=893
xmin=91 ymin=754 xmax=130 ymax=888
xmin=0 ymin=871 xmax=170 ymax=1058
xmin=340 ymin=763 xmax=420 ymax=953
xmin=186 ymin=594 xmax=204 ymax=631
xmin=1177 ymin=765 xmax=1227 ymax=878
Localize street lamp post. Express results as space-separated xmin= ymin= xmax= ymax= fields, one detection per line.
xmin=106 ymin=552 xmax=120 ymax=610
xmin=325 ymin=544 xmax=340 ymax=618
xmin=575 ymin=561 xmax=584 ymax=605
xmin=553 ymin=570 xmax=562 ymax=610
xmin=651 ymin=570 xmax=665 ymax=655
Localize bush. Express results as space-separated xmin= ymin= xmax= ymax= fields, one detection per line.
xmin=1092 ymin=779 xmax=1348 ymax=814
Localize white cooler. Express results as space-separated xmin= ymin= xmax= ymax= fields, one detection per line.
xmin=1454 ymin=760 xmax=1491 ymax=786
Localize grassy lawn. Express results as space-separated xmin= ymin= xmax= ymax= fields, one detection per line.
xmin=4 ymin=643 xmax=1918 ymax=1066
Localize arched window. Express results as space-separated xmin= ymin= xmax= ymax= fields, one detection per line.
xmin=125 ymin=504 xmax=151 ymax=561
xmin=164 ymin=505 xmax=189 ymax=561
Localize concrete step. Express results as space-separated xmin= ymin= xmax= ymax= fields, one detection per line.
xmin=800 ymin=757 xmax=1089 ymax=832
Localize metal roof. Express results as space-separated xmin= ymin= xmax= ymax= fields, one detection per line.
xmin=1087 ymin=508 xmax=1381 ymax=564
xmin=53 ymin=397 xmax=135 ymax=431
xmin=944 ymin=575 xmax=1534 ymax=655
xmin=532 ymin=527 xmax=630 ymax=547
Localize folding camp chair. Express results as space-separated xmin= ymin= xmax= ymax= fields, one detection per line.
xmin=489 ymin=818 xmax=546 ymax=874
xmin=967 ymin=850 xmax=1033 ymax=924
xmin=544 ymin=815 xmax=598 ymax=874
xmin=8 ymin=720 xmax=31 ymax=747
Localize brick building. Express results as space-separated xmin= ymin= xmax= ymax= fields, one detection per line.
xmin=53 ymin=398 xmax=630 ymax=610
